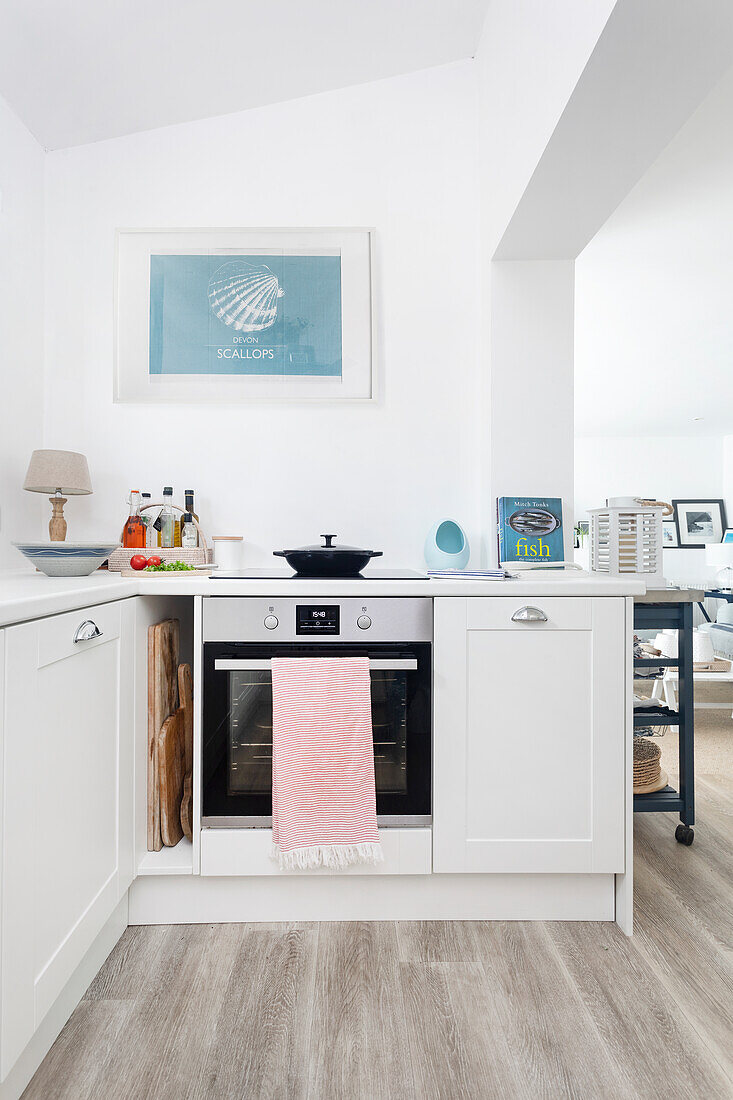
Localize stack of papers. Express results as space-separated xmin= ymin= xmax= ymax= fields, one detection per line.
xmin=426 ymin=569 xmax=515 ymax=580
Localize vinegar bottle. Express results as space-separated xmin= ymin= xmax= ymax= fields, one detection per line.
xmin=160 ymin=487 xmax=176 ymax=549
xmin=140 ymin=492 xmax=152 ymax=547
xmin=123 ymin=490 xmax=146 ymax=549
xmin=184 ymin=489 xmax=199 ymax=547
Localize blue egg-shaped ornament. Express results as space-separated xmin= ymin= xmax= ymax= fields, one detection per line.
xmin=424 ymin=519 xmax=470 ymax=570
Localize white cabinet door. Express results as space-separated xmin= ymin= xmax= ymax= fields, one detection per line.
xmin=1 ymin=599 xmax=134 ymax=1081
xmin=433 ymin=596 xmax=626 ymax=875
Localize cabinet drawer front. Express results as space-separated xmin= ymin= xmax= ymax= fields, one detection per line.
xmin=201 ymin=828 xmax=432 ymax=876
xmin=37 ymin=601 xmax=122 ymax=668
xmin=467 ymin=596 xmax=591 ymax=631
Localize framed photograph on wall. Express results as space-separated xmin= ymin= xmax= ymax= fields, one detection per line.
xmin=723 ymin=530 xmax=733 ymax=545
xmin=114 ymin=227 xmax=375 ymax=403
xmin=574 ymin=520 xmax=589 ymax=548
xmin=672 ymin=499 xmax=727 ymax=548
xmin=662 ymin=520 xmax=679 ymax=547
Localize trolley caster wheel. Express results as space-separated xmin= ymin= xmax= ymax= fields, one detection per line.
xmin=675 ymin=824 xmax=694 ymax=846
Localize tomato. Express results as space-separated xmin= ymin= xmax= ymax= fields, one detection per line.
xmin=129 ymin=554 xmax=148 ymax=571
xmin=146 ymin=555 xmax=162 ymax=567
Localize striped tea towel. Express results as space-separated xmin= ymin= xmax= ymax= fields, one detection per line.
xmin=270 ymin=657 xmax=383 ymax=871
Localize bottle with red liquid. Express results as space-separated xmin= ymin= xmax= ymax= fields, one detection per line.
xmin=123 ymin=489 xmax=146 ymax=549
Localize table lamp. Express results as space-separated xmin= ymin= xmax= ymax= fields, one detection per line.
xmin=705 ymin=541 xmax=733 ymax=591
xmin=23 ymin=450 xmax=92 ymax=541
xmin=693 ymin=629 xmax=715 ymax=665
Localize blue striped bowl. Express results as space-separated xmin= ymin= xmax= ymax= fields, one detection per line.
xmin=14 ymin=542 xmax=119 ymax=577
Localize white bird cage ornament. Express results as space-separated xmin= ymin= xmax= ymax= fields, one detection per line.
xmin=588 ymin=497 xmax=669 ymax=586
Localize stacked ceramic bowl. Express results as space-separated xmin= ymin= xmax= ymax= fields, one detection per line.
xmin=14 ymin=542 xmax=118 ymax=577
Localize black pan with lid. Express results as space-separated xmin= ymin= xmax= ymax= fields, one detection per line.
xmin=274 ymin=534 xmax=383 ymax=577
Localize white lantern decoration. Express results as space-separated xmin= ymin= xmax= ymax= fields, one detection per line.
xmin=588 ymin=497 xmax=666 ymax=586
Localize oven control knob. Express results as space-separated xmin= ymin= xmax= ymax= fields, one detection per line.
xmin=264 ymin=615 xmax=279 ymax=630
xmin=357 ymin=614 xmax=372 ymax=630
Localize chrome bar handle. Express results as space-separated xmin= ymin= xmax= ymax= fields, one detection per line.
xmin=73 ymin=620 xmax=103 ymax=643
xmin=214 ymin=658 xmax=418 ymax=671
xmin=511 ymin=606 xmax=548 ymax=623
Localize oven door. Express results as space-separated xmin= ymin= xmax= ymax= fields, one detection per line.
xmin=202 ymin=643 xmax=431 ymax=826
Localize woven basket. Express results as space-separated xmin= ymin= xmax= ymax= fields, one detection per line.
xmin=107 ymin=504 xmax=212 ymax=572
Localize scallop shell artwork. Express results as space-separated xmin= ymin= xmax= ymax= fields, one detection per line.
xmin=207 ymin=260 xmax=284 ymax=332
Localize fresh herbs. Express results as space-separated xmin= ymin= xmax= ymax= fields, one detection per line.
xmin=144 ymin=560 xmax=196 ymax=572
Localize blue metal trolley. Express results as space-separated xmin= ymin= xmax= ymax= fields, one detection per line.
xmin=633 ymin=597 xmax=695 ymax=845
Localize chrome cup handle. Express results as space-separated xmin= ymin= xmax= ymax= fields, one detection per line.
xmin=73 ymin=620 xmax=103 ymax=643
xmin=511 ymin=606 xmax=548 ymax=623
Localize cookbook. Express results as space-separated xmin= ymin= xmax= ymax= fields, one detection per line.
xmin=497 ymin=497 xmax=564 ymax=564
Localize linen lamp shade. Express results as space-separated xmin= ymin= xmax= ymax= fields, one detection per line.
xmin=23 ymin=449 xmax=92 ymax=541
xmin=23 ymin=450 xmax=92 ymax=496
xmin=705 ymin=541 xmax=733 ymax=590
xmin=693 ymin=629 xmax=715 ymax=665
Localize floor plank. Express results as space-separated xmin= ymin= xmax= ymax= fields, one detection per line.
xmin=198 ymin=924 xmax=316 ymax=1100
xmin=633 ymin=856 xmax=733 ymax=1081
xmin=697 ymin=773 xmax=733 ymax=813
xmin=21 ymin=1000 xmax=132 ymax=1100
xmin=634 ymin=813 xmax=733 ymax=956
xmin=396 ymin=919 xmax=482 ymax=963
xmin=401 ymin=960 xmax=504 ymax=1100
xmin=307 ymin=922 xmax=414 ymax=1100
xmin=475 ymin=921 xmax=635 ymax=1100
xmin=84 ymin=924 xmax=169 ymax=1002
xmin=548 ymin=921 xmax=732 ymax=1099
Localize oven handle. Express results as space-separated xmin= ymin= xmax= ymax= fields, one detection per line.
xmin=214 ymin=658 xmax=418 ymax=672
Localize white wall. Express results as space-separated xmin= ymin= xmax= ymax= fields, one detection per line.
xmin=576 ymin=66 xmax=733 ymax=438
xmin=574 ymin=436 xmax=725 ymax=518
xmin=42 ymin=64 xmax=480 ymax=567
xmin=0 ymin=94 xmax=45 ymax=567
xmin=488 ymin=261 xmax=575 ymax=563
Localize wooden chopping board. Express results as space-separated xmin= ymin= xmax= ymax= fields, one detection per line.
xmin=148 ymin=619 xmax=179 ymax=851
xmin=178 ymin=663 xmax=193 ymax=841
xmin=159 ymin=708 xmax=185 ymax=846
xmin=178 ymin=664 xmax=193 ymax=774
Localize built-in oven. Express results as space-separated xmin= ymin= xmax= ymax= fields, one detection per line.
xmin=202 ymin=597 xmax=432 ymax=826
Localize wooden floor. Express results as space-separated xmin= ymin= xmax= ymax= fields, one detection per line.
xmin=23 ymin=775 xmax=733 ymax=1100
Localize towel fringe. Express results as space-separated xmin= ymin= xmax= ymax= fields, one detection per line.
xmin=271 ymin=842 xmax=384 ymax=872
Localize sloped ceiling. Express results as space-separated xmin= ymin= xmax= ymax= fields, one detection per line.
xmin=0 ymin=0 xmax=488 ymax=149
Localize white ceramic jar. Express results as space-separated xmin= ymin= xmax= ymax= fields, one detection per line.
xmin=211 ymin=536 xmax=243 ymax=571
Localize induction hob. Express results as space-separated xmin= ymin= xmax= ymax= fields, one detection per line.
xmin=210 ymin=567 xmax=429 ymax=580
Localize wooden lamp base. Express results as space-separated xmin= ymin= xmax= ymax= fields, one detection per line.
xmin=49 ymin=495 xmax=68 ymax=541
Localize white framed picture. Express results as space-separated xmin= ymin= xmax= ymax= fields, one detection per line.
xmin=672 ymin=499 xmax=727 ymax=548
xmin=662 ymin=520 xmax=679 ymax=547
xmin=114 ymin=227 xmax=375 ymax=403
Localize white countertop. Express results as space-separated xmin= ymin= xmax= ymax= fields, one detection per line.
xmin=0 ymin=568 xmax=646 ymax=628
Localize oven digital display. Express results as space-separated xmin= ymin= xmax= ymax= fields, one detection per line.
xmin=296 ymin=605 xmax=340 ymax=635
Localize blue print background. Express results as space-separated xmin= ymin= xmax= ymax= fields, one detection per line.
xmin=149 ymin=254 xmax=342 ymax=376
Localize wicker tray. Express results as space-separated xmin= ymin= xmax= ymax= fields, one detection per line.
xmin=634 ymin=768 xmax=669 ymax=795
xmin=108 ymin=504 xmax=212 ymax=572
